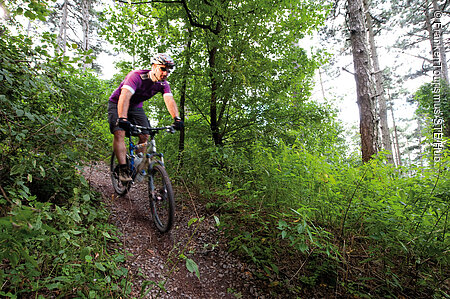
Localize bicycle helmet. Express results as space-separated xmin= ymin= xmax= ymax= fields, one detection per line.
xmin=151 ymin=53 xmax=175 ymax=69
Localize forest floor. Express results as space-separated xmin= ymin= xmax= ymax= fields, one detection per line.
xmin=83 ymin=162 xmax=269 ymax=299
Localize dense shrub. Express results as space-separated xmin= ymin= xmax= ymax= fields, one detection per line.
xmin=0 ymin=23 xmax=129 ymax=297
xmin=177 ymin=134 xmax=449 ymax=297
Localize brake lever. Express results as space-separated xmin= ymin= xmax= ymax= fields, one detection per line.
xmin=167 ymin=126 xmax=176 ymax=134
xmin=129 ymin=124 xmax=142 ymax=135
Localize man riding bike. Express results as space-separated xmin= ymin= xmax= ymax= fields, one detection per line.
xmin=107 ymin=53 xmax=184 ymax=183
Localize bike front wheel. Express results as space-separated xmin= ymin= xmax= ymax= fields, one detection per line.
xmin=110 ymin=152 xmax=131 ymax=196
xmin=149 ymin=164 xmax=175 ymax=233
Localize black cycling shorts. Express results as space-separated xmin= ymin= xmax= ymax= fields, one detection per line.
xmin=108 ymin=102 xmax=151 ymax=134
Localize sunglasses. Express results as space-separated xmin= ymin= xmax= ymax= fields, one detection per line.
xmin=159 ymin=66 xmax=171 ymax=72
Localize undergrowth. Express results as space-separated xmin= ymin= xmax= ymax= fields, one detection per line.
xmin=180 ymin=141 xmax=450 ymax=298
xmin=0 ymin=184 xmax=131 ymax=298
xmin=0 ymin=26 xmax=130 ymax=297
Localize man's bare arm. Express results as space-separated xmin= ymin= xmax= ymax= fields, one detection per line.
xmin=118 ymin=88 xmax=133 ymax=119
xmin=163 ymin=94 xmax=180 ymax=118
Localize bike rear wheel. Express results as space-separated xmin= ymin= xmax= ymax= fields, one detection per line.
xmin=149 ymin=164 xmax=175 ymax=233
xmin=110 ymin=152 xmax=131 ymax=196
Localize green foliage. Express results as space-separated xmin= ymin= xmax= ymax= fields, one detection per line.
xmin=1 ymin=0 xmax=447 ymax=298
xmin=0 ymin=192 xmax=131 ymax=297
xmin=100 ymin=0 xmax=332 ymax=145
xmin=185 ymin=134 xmax=449 ymax=297
xmin=2 ymin=0 xmax=53 ymax=22
xmin=413 ymin=79 xmax=450 ymax=138
xmin=0 ymin=22 xmax=111 ymax=203
xmin=0 ymin=12 xmax=129 ymax=297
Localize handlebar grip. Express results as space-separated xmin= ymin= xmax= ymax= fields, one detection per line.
xmin=129 ymin=124 xmax=142 ymax=136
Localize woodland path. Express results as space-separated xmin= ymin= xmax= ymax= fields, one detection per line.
xmin=84 ymin=162 xmax=267 ymax=299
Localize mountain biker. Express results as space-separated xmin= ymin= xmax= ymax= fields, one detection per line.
xmin=108 ymin=53 xmax=184 ymax=183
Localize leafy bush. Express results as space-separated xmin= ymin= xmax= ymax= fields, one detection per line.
xmin=180 ymin=132 xmax=449 ymax=297
xmin=0 ymin=22 xmax=130 ymax=297
xmin=0 ymin=188 xmax=131 ymax=298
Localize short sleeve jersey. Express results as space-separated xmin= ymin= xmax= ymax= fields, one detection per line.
xmin=109 ymin=70 xmax=172 ymax=108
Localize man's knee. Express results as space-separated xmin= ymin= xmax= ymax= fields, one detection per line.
xmin=114 ymin=130 xmax=126 ymax=140
xmin=138 ymin=134 xmax=149 ymax=143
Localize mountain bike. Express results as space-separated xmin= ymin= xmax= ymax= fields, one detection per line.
xmin=110 ymin=123 xmax=176 ymax=233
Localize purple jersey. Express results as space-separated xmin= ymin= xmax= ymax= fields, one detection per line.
xmin=109 ymin=70 xmax=172 ymax=108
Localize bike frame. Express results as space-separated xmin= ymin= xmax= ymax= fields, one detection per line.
xmin=126 ymin=125 xmax=173 ymax=181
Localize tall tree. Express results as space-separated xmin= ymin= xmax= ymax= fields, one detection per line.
xmin=56 ymin=0 xmax=68 ymax=54
xmin=388 ymin=93 xmax=403 ymax=166
xmin=177 ymin=24 xmax=192 ymax=159
xmin=47 ymin=0 xmax=103 ymax=70
xmin=347 ymin=0 xmax=378 ymax=162
xmin=393 ymin=0 xmax=449 ymax=83
xmin=102 ymin=0 xmax=330 ymax=148
xmin=81 ymin=0 xmax=91 ymax=68
xmin=363 ymin=0 xmax=393 ymax=163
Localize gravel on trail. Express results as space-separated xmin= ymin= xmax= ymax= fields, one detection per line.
xmin=84 ymin=162 xmax=267 ymax=299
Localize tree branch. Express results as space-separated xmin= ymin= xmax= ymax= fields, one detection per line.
xmin=342 ymin=67 xmax=355 ymax=76
xmin=401 ymin=51 xmax=432 ymax=64
xmin=180 ymin=0 xmax=217 ymax=33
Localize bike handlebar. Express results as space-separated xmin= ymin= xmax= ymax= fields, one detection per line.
xmin=129 ymin=123 xmax=176 ymax=135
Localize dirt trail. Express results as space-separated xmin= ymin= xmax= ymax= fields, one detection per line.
xmin=84 ymin=162 xmax=267 ymax=298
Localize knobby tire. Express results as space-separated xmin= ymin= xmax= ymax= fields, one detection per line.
xmin=149 ymin=164 xmax=175 ymax=233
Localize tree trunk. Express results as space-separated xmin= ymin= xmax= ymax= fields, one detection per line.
xmin=417 ymin=117 xmax=424 ymax=167
xmin=389 ymin=102 xmax=402 ymax=166
xmin=347 ymin=0 xmax=377 ymax=162
xmin=364 ymin=0 xmax=393 ymax=163
xmin=178 ymin=27 xmax=192 ymax=162
xmin=390 ymin=132 xmax=398 ymax=166
xmin=81 ymin=0 xmax=90 ymax=69
xmin=209 ymin=46 xmax=222 ymax=146
xmin=56 ymin=0 xmax=68 ymax=55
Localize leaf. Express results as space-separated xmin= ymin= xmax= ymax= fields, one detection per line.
xmin=22 ymin=248 xmax=38 ymax=268
xmin=277 ymin=220 xmax=288 ymax=229
xmin=188 ymin=217 xmax=198 ymax=227
xmin=70 ymin=208 xmax=81 ymax=223
xmin=296 ymin=223 xmax=304 ymax=234
xmin=213 ymin=215 xmax=220 ymax=226
xmin=41 ymin=224 xmax=59 ymax=234
xmin=39 ymin=166 xmax=46 ymax=177
xmin=24 ymin=10 xmax=35 ymax=20
xmin=95 ymin=262 xmax=106 ymax=271
xmin=45 ymin=282 xmax=62 ymax=290
xmin=298 ymin=243 xmax=309 ymax=253
xmin=185 ymin=258 xmax=200 ymax=279
xmin=15 ymin=109 xmax=24 ymax=117
xmin=80 ymin=247 xmax=91 ymax=260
